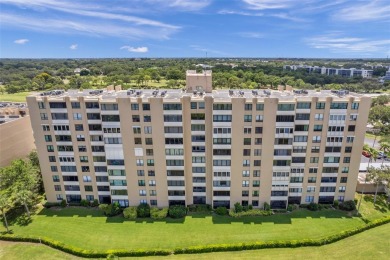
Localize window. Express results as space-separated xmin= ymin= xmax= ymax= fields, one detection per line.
xmin=139 ymin=190 xmax=147 ymax=196
xmin=71 ymin=102 xmax=80 ymax=109
xmin=137 ymin=170 xmax=145 ymax=176
xmin=109 ymin=170 xmax=126 ymax=176
xmin=131 ymin=103 xmax=139 ymax=110
xmin=166 ymin=148 xmax=184 ymax=156
xmin=294 ymin=136 xmax=308 ymax=142
xmin=78 ymin=145 xmax=87 ymax=152
xmin=348 ymin=125 xmax=356 ymax=132
xmin=278 ymin=104 xmax=295 ymax=111
xmin=42 ymin=125 xmax=50 ymax=131
xmin=199 ymin=102 xmax=205 ymax=109
xmin=276 ymin=115 xmax=294 ymax=122
xmin=136 ymin=159 xmax=144 ymax=166
xmin=76 ymin=134 xmax=85 ymax=141
xmin=255 ymin=115 xmax=264 ymax=122
xmin=213 ymin=115 xmax=232 ymax=122
xmin=144 ymin=115 xmax=151 ymax=122
xmin=40 ymin=113 xmax=48 ymax=120
xmin=149 ymin=180 xmax=156 ymax=186
xmin=73 ymin=113 xmax=82 ymax=120
xmin=213 ymin=128 xmax=231 ymax=134
xmin=256 ymin=103 xmax=264 ymax=110
xmin=242 ymin=181 xmax=249 ymax=187
xmin=254 ymin=160 xmax=261 ymax=166
xmin=346 ymin=136 xmax=355 ymax=143
xmin=191 ymin=113 xmax=205 ymax=120
xmin=163 ymin=103 xmax=182 ymax=110
xmin=345 ymin=146 xmax=352 ymax=153
xmin=305 ymin=196 xmax=314 ymax=203
xmin=350 ymin=114 xmax=358 ymax=121
xmin=191 ymin=102 xmax=197 ymax=109
xmin=148 ymin=170 xmax=155 ymax=176
xmin=83 ymin=176 xmax=92 ymax=182
xmin=213 ymin=104 xmax=232 ymax=110
xmin=308 ymin=177 xmax=317 ymax=183
xmin=146 ymin=149 xmax=154 ymax=156
xmin=101 ymin=104 xmax=118 ymax=110
xmin=315 ymin=113 xmax=324 ymax=120
xmin=254 ymin=149 xmax=261 ymax=156
xmin=38 ymin=102 xmax=46 ymax=109
xmin=80 ymin=156 xmax=88 ymax=162
xmin=243 ymin=138 xmax=251 ymax=145
xmin=192 ymin=135 xmax=205 ymax=142
xmin=244 ymin=115 xmax=252 ymax=122
xmin=242 ymin=191 xmax=249 ymax=197
xmin=44 ymin=135 xmax=52 ymax=142
xmin=342 ymin=167 xmax=349 ymax=173
xmin=351 ymin=102 xmax=359 ymax=109
xmin=307 ymin=187 xmax=315 ymax=192
xmin=132 ymin=115 xmax=140 ymax=122
xmin=243 ymin=160 xmax=250 ymax=166
xmin=47 ymin=145 xmax=54 ymax=152
xmin=49 ymin=102 xmax=67 ymax=109
xmin=324 ymin=157 xmax=340 ymax=163
xmin=134 ymin=138 xmax=142 ymax=144
xmin=255 ymin=127 xmax=263 ymax=134
xmin=213 ymin=160 xmax=231 ymax=166
xmin=50 ymin=166 xmax=58 ymax=172
xmin=250 ymin=170 xmax=259 ymax=177
xmin=192 ymin=146 xmax=205 ymax=153
xmin=144 ymin=126 xmax=152 ymax=134
xmin=253 ymin=180 xmax=260 ymax=187
xmin=339 ymin=186 xmax=346 ymax=193
xmin=316 ymin=102 xmax=325 ymax=109
xmin=143 ymin=103 xmax=150 ymax=110
xmin=330 ymin=102 xmax=348 ymax=109
xmin=192 ymin=124 xmax=205 ymax=131
xmin=52 ymin=175 xmax=60 ymax=182
xmin=166 ymin=159 xmax=184 ymax=166
xmin=313 ymin=125 xmax=323 ymax=131
xmin=309 ymin=167 xmax=318 ymax=174
xmin=310 ymin=157 xmax=319 ymax=163
xmin=343 ymin=157 xmax=351 ymax=163
xmin=295 ymin=114 xmax=310 ymax=120
xmin=297 ymin=102 xmax=311 ymax=109
xmin=51 ymin=113 xmax=68 ymax=120
xmin=340 ymin=177 xmax=348 ymax=183
xmin=312 ymin=136 xmax=321 ymax=143
xmin=295 ymin=125 xmax=309 ymax=131
xmin=242 ymin=170 xmax=250 ymax=177
xmin=273 ymin=160 xmax=291 ymax=166
xmin=138 ymin=180 xmax=145 ymax=186
xmin=54 ymin=185 xmax=61 ymax=191
xmin=192 ymin=156 xmax=206 ymax=163
xmin=213 ymin=138 xmax=231 ymax=144
xmin=49 ymin=156 xmax=56 ymax=162
xmin=85 ymin=102 xmax=99 ymax=109
xmin=244 ymin=127 xmax=252 ymax=134
xmin=245 ymin=104 xmax=252 ymax=110
xmin=243 ymin=149 xmax=251 ymax=156
xmin=164 ymin=115 xmax=182 ymax=122
xmin=150 ymin=190 xmax=157 ymax=196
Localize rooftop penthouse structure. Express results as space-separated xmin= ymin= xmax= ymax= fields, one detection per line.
xmin=27 ymin=70 xmax=371 ymax=209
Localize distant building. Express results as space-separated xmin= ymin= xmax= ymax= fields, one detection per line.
xmin=284 ymin=65 xmax=373 ymax=78
xmin=0 ymin=103 xmax=35 ymax=166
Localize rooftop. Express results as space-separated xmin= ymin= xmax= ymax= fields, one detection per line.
xmin=29 ymin=88 xmax=365 ymax=102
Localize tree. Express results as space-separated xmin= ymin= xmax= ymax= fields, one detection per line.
xmin=379 ymin=142 xmax=390 ymax=165
xmin=0 ymin=192 xmax=11 ymax=233
xmin=13 ymin=189 xmax=32 ymax=217
xmin=366 ymin=166 xmax=390 ymax=204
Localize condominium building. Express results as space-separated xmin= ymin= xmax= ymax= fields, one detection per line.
xmin=283 ymin=65 xmax=373 ymax=78
xmin=27 ymin=71 xmax=370 ymax=209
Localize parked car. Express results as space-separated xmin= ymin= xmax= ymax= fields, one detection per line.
xmin=362 ymin=151 xmax=370 ymax=158
xmin=377 ymin=152 xmax=388 ymax=159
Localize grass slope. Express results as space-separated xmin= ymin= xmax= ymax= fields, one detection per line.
xmin=1 ymin=223 xmax=389 ymax=260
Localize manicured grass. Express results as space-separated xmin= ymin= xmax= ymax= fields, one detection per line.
xmin=1 ymin=223 xmax=389 ymax=259
xmin=356 ymin=194 xmax=390 ymax=222
xmin=0 ymin=92 xmax=30 ymax=102
xmin=1 ymin=207 xmax=365 ymax=251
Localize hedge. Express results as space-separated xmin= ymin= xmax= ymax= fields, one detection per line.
xmin=123 ymin=207 xmax=137 ymax=219
xmin=1 ymin=216 xmax=389 ymax=257
xmin=229 ymin=209 xmax=273 ymax=217
xmin=150 ymin=208 xmax=168 ymax=219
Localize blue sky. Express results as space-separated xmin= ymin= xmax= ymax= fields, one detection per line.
xmin=1 ymin=0 xmax=389 ymax=58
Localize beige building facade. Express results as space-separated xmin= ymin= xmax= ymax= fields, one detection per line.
xmin=27 ymin=71 xmax=370 ymax=209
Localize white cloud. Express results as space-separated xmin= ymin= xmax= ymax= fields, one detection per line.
xmin=242 ymin=0 xmax=298 ymax=10
xmin=1 ymin=13 xmax=177 ymax=40
xmin=120 ymin=46 xmax=148 ymax=53
xmin=146 ymin=0 xmax=211 ymax=11
xmin=218 ymin=10 xmax=263 ymax=16
xmin=14 ymin=39 xmax=29 ymax=44
xmin=333 ymin=1 xmax=390 ymax=22
xmin=305 ymin=33 xmax=390 ymax=54
xmin=1 ymin=0 xmax=180 ymax=40
xmin=70 ymin=44 xmax=78 ymax=50
xmin=237 ymin=32 xmax=264 ymax=38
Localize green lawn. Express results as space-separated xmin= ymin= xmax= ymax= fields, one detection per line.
xmin=356 ymin=194 xmax=390 ymax=222
xmin=0 ymin=208 xmax=366 ymax=251
xmin=0 ymin=92 xmax=30 ymax=102
xmin=1 ymin=194 xmax=389 ymax=253
xmin=1 ymin=223 xmax=389 ymax=260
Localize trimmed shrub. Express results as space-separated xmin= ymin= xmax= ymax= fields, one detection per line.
xmin=150 ymin=208 xmax=168 ymax=219
xmin=248 ymin=205 xmax=253 ymax=210
xmin=80 ymin=199 xmax=89 ymax=207
xmin=263 ymin=202 xmax=270 ymax=211
xmin=137 ymin=204 xmax=151 ymax=218
xmin=234 ymin=202 xmax=243 ymax=213
xmin=333 ymin=200 xmax=339 ymax=208
xmin=123 ymin=207 xmax=137 ymax=219
xmin=60 ymin=199 xmax=67 ymax=208
xmin=169 ymin=205 xmax=187 ymax=218
xmin=339 ymin=200 xmax=356 ymax=211
xmin=229 ymin=209 xmax=273 ymax=217
xmin=308 ymin=202 xmax=319 ymax=211
xmin=215 ymin=207 xmax=228 ymax=215
xmin=187 ymin=204 xmax=212 ymax=212
xmin=99 ymin=203 xmax=122 ymax=217
xmin=92 ymin=199 xmax=99 ymax=207
xmin=43 ymin=202 xmax=60 ymax=208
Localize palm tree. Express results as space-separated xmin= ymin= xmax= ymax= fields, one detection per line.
xmin=13 ymin=188 xmax=32 ymax=218
xmin=379 ymin=142 xmax=390 ymax=165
